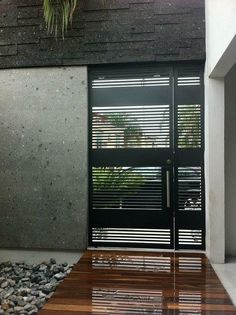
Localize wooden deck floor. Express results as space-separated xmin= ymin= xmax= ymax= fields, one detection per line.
xmin=38 ymin=250 xmax=236 ymax=314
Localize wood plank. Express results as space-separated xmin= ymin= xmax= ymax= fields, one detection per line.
xmin=38 ymin=250 xmax=236 ymax=314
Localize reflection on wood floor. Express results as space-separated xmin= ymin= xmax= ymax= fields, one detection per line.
xmin=38 ymin=251 xmax=236 ymax=314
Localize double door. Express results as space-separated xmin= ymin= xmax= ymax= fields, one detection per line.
xmin=89 ymin=64 xmax=205 ymax=250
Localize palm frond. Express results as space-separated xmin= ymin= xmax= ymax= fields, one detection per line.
xmin=43 ymin=0 xmax=78 ymax=38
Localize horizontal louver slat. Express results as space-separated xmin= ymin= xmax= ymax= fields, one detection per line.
xmin=92 ymin=75 xmax=170 ymax=89
xmin=92 ymin=228 xmax=171 ymax=245
xmin=178 ymin=229 xmax=203 ymax=246
xmin=177 ymin=70 xmax=201 ymax=86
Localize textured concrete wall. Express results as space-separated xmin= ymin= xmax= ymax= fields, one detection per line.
xmin=225 ymin=63 xmax=236 ymax=256
xmin=0 ymin=66 xmax=88 ymax=250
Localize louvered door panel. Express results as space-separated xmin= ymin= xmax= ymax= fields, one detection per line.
xmin=177 ymin=167 xmax=202 ymax=212
xmin=174 ymin=66 xmax=205 ymax=250
xmin=177 ymin=105 xmax=202 ymax=149
xmin=92 ymin=167 xmax=163 ymax=211
xmin=89 ymin=65 xmax=174 ymax=249
xmin=90 ymin=67 xmax=172 ymax=107
xmin=175 ymin=165 xmax=205 ymax=249
xmin=175 ymin=67 xmax=202 ymax=104
xmin=89 ymin=64 xmax=205 ymax=250
xmin=92 ymin=105 xmax=170 ymax=149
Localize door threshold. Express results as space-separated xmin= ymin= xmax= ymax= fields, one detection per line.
xmin=87 ymin=246 xmax=206 ymax=254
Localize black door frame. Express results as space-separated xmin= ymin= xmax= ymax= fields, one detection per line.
xmin=88 ymin=62 xmax=205 ymax=251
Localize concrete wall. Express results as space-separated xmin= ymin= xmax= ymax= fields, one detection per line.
xmin=0 ymin=66 xmax=88 ymax=250
xmin=225 ymin=63 xmax=236 ymax=256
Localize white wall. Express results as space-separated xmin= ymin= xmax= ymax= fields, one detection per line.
xmin=204 ymin=74 xmax=225 ymax=263
xmin=225 ymin=64 xmax=236 ymax=256
xmin=206 ymin=0 xmax=236 ymax=76
xmin=205 ymin=0 xmax=236 ymax=262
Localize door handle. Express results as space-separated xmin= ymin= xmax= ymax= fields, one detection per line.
xmin=166 ymin=170 xmax=170 ymax=208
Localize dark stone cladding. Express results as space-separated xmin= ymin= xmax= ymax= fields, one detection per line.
xmin=0 ymin=0 xmax=205 ymax=69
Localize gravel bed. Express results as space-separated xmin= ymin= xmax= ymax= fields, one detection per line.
xmin=0 ymin=259 xmax=73 ymax=314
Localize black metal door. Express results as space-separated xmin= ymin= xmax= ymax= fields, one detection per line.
xmin=174 ymin=66 xmax=205 ymax=250
xmin=89 ymin=64 xmax=205 ymax=250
